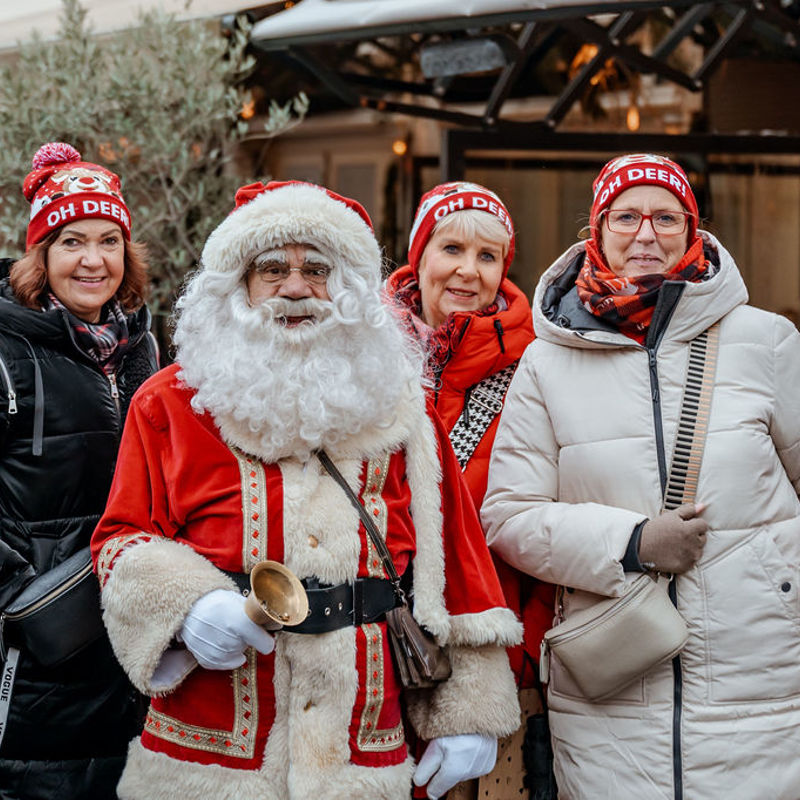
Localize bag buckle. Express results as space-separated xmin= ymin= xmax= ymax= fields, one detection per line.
xmin=470 ymin=388 xmax=503 ymax=415
xmin=352 ymin=579 xmax=363 ymax=627
xmin=539 ymin=638 xmax=550 ymax=684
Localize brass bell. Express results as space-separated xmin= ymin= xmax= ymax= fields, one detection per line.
xmin=244 ymin=560 xmax=309 ymax=631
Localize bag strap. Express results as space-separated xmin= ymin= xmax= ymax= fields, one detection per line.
xmin=315 ymin=450 xmax=405 ymax=602
xmin=0 ymin=646 xmax=20 ymax=749
xmin=449 ymin=361 xmax=518 ymax=470
xmin=662 ymin=321 xmax=721 ymax=509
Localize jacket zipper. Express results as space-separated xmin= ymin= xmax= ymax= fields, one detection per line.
xmin=58 ymin=309 xmax=125 ymax=422
xmin=0 ymin=354 xmax=17 ymax=414
xmin=107 ymin=372 xmax=121 ymax=416
xmin=434 ymin=317 xmax=472 ymax=407
xmin=669 ymin=580 xmax=684 ymax=800
xmin=647 ymin=345 xmax=683 ymax=800
xmin=644 ymin=284 xmax=684 ymax=800
xmin=647 ymin=346 xmax=668 ymax=494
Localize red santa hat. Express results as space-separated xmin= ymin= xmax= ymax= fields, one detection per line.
xmin=407 ymin=181 xmax=515 ymax=280
xmin=590 ymin=153 xmax=698 ymax=240
xmin=200 ymin=180 xmax=380 ymax=283
xmin=23 ymin=142 xmax=132 ymax=249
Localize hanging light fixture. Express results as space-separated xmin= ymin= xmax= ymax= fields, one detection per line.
xmin=626 ymin=101 xmax=640 ymax=131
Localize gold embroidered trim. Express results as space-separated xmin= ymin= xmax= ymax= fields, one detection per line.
xmin=357 ymin=623 xmax=404 ymax=752
xmin=362 ymin=452 xmax=391 ymax=579
xmin=96 ymin=532 xmax=152 ymax=587
xmin=232 ymin=447 xmax=268 ymax=572
xmin=144 ymin=649 xmax=259 ymax=758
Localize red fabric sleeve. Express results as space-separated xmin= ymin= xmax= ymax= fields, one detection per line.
xmin=91 ymin=378 xmax=178 ymax=567
xmin=91 ymin=365 xmax=245 ymax=573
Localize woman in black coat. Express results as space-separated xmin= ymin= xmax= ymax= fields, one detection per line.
xmin=0 ymin=143 xmax=158 ymax=799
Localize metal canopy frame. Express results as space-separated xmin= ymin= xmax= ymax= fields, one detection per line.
xmin=250 ymin=0 xmax=800 ymax=178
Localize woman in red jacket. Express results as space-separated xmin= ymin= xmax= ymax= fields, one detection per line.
xmin=385 ymin=182 xmax=556 ymax=798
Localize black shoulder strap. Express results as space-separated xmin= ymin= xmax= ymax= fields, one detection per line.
xmin=662 ymin=322 xmax=721 ymax=510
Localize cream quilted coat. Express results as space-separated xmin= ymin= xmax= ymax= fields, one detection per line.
xmin=482 ymin=232 xmax=800 ymax=800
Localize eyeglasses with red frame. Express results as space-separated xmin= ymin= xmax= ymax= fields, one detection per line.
xmin=603 ymin=209 xmax=694 ymax=236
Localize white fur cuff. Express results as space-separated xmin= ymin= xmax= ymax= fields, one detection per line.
xmin=447 ymin=607 xmax=523 ymax=648
xmin=405 ymin=645 xmax=521 ymax=740
xmin=101 ymin=538 xmax=239 ymax=694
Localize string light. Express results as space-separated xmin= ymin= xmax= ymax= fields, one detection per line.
xmin=240 ymin=98 xmax=256 ymax=120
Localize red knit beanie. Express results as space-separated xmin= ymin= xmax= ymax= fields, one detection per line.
xmin=23 ymin=142 xmax=131 ymax=249
xmin=590 ymin=154 xmax=698 ymax=241
xmin=408 ymin=181 xmax=515 ymax=280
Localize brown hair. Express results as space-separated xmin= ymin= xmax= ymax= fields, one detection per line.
xmin=10 ymin=228 xmax=150 ymax=313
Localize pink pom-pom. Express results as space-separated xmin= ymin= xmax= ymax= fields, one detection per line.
xmin=31 ymin=142 xmax=81 ymax=170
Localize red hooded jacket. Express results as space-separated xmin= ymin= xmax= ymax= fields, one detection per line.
xmin=386 ymin=265 xmax=555 ymax=687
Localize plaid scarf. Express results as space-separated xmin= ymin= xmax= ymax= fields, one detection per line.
xmin=389 ymin=274 xmax=504 ymax=381
xmin=48 ymin=293 xmax=130 ymax=374
xmin=576 ymin=236 xmax=708 ymax=344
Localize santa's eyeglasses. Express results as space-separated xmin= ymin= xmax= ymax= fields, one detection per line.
xmin=250 ymin=263 xmax=332 ymax=286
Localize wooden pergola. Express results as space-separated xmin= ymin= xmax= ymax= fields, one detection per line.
xmin=250 ymin=0 xmax=800 ymax=179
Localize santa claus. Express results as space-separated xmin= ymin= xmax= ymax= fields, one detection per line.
xmin=91 ymin=180 xmax=521 ymax=800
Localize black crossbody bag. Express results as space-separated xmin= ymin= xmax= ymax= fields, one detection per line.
xmin=0 ymin=546 xmax=105 ymax=668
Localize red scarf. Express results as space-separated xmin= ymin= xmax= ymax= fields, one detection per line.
xmin=576 ymin=236 xmax=708 ymax=343
xmin=388 ymin=273 xmax=501 ymax=378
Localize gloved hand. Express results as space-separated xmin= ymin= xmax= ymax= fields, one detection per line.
xmin=413 ymin=734 xmax=497 ymax=800
xmin=638 ymin=502 xmax=708 ymax=574
xmin=179 ymin=589 xmax=275 ymax=670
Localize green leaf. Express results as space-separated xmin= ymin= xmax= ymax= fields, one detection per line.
xmin=0 ymin=0 xmax=305 ymax=323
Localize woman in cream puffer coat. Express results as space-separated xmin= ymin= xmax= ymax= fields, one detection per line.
xmin=481 ymin=154 xmax=800 ymax=800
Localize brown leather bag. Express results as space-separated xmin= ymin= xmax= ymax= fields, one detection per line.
xmin=317 ymin=450 xmax=451 ymax=690
xmin=385 ymin=602 xmax=452 ymax=689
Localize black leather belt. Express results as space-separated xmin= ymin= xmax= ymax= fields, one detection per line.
xmin=224 ymin=571 xmax=399 ymax=635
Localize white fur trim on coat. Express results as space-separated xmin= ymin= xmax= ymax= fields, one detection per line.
xmin=448 ymin=608 xmax=523 ymax=648
xmin=405 ymin=645 xmax=521 ymax=740
xmin=119 ymin=736 xmax=416 ymax=800
xmin=100 ymin=537 xmax=238 ymax=695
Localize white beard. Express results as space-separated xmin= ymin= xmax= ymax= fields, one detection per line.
xmin=172 ymin=272 xmax=424 ymax=462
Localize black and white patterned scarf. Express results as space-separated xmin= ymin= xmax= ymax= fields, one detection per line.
xmin=48 ymin=293 xmax=130 ymax=374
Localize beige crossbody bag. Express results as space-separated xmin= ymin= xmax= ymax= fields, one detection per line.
xmin=540 ymin=322 xmax=721 ymax=702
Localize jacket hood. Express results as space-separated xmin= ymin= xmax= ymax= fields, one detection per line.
xmin=532 ymin=230 xmax=748 ymax=350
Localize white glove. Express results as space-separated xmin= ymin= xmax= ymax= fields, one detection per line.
xmin=413 ymin=734 xmax=497 ymax=799
xmin=179 ymin=589 xmax=275 ymax=670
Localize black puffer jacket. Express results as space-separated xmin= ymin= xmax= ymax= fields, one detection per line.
xmin=0 ymin=275 xmax=158 ymax=799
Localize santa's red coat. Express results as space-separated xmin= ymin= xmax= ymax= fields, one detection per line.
xmin=91 ymin=364 xmax=521 ymax=800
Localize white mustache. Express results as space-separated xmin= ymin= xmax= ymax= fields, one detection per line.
xmin=255 ymin=297 xmax=332 ymax=322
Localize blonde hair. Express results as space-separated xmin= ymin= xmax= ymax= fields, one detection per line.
xmin=429 ymin=209 xmax=510 ymax=258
